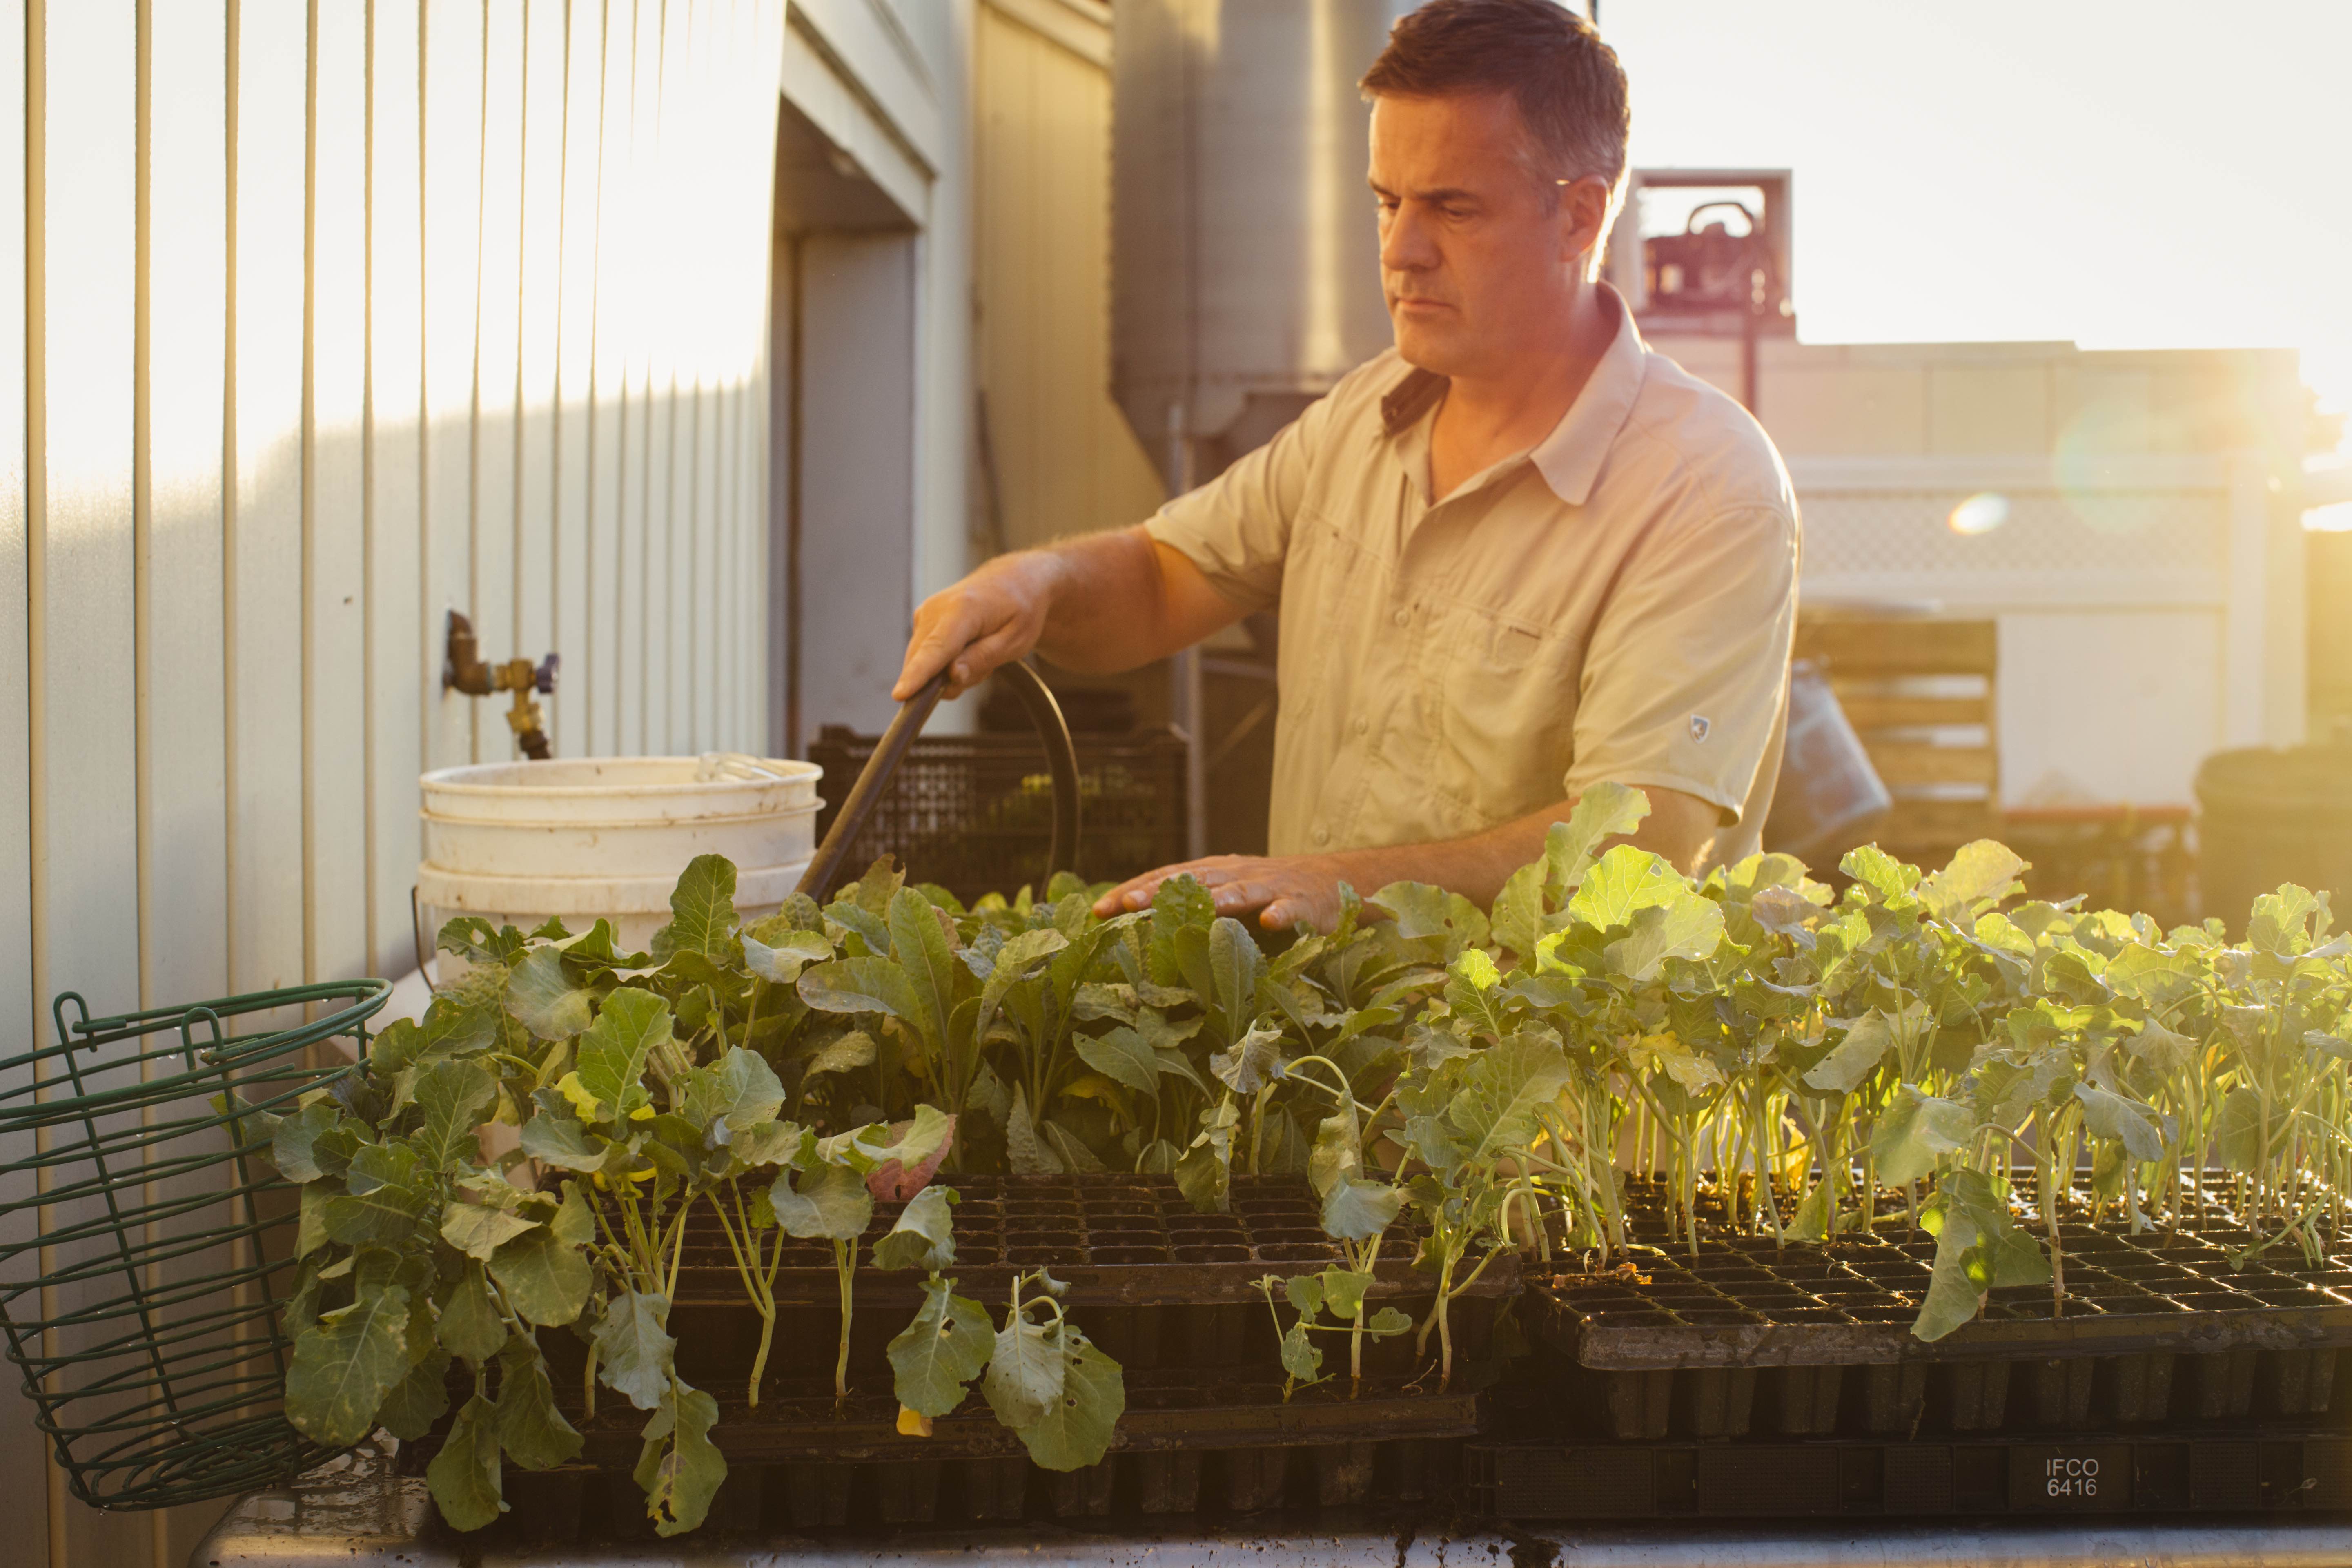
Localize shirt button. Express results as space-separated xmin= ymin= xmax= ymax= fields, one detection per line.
xmin=1392 ymin=608 xmax=1410 ymax=628
xmin=1352 ymin=716 xmax=1369 ymax=736
xmin=1312 ymin=825 xmax=1332 ymax=846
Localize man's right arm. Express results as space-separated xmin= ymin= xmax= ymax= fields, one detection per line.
xmin=892 ymin=525 xmax=1243 ymax=701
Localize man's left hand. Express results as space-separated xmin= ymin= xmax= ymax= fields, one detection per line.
xmin=1092 ymin=854 xmax=1352 ymax=932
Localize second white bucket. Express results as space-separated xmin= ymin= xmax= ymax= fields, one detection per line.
xmin=416 ymin=754 xmax=824 ymax=960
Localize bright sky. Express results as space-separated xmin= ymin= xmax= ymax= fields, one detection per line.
xmin=1604 ymin=0 xmax=2352 ymax=456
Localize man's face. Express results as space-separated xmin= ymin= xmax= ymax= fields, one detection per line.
xmin=1368 ymin=91 xmax=1601 ymax=378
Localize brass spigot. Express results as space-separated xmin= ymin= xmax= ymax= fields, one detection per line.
xmin=443 ymin=610 xmax=561 ymax=760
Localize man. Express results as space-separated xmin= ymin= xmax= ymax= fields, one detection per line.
xmin=895 ymin=0 xmax=1798 ymax=932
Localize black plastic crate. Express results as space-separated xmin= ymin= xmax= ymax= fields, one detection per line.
xmin=1530 ymin=1177 xmax=2352 ymax=1440
xmin=615 ymin=1175 xmax=1518 ymax=1399
xmin=806 ymin=724 xmax=1187 ymax=902
xmin=1467 ymin=1430 xmax=2352 ymax=1520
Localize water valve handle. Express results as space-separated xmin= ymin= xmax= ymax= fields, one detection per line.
xmin=534 ymin=653 xmax=560 ymax=695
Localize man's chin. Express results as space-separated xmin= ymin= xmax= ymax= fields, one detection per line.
xmin=1390 ymin=320 xmax=1466 ymax=376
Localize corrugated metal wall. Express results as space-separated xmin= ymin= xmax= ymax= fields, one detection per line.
xmin=973 ymin=0 xmax=1162 ymax=551
xmin=0 ymin=2 xmax=784 ymax=1563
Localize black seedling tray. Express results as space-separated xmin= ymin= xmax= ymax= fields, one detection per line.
xmin=1532 ymin=1178 xmax=2352 ymax=1440
xmin=1468 ymin=1429 xmax=2352 ymax=1521
xmin=407 ymin=1372 xmax=1481 ymax=1534
xmin=659 ymin=1173 xmax=1516 ymax=1394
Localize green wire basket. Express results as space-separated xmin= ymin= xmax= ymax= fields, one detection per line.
xmin=0 ymin=979 xmax=390 ymax=1510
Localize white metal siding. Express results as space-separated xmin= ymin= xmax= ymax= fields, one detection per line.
xmin=0 ymin=2 xmax=786 ymax=1563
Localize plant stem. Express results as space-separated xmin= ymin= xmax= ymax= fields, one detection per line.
xmin=833 ymin=1238 xmax=855 ymax=1403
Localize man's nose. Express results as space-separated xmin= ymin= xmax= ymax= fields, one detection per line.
xmin=1380 ymin=205 xmax=1436 ymax=274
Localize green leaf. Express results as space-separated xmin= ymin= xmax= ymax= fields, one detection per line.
xmin=1490 ymin=862 xmax=1547 ymax=962
xmin=1870 ymin=1083 xmax=1973 ymax=1186
xmin=488 ymin=1225 xmax=593 ymax=1327
xmin=633 ymin=1381 xmax=727 ymax=1537
xmin=376 ymin=1350 xmax=452 ymax=1442
xmin=519 ymin=1112 xmax=609 ymax=1172
xmin=1445 ymin=1033 xmax=1571 ymax=1168
xmin=1005 ymin=1083 xmax=1062 ymax=1175
xmin=1564 ymin=844 xmax=1684 ymax=931
xmin=665 ymin=854 xmax=741 ymax=960
xmin=494 ymin=1341 xmax=583 ymax=1471
xmin=711 ymin=1046 xmax=786 ymax=1131
xmin=797 ymin=956 xmax=920 ymax=1024
xmin=771 ymin=1161 xmax=873 ymax=1241
xmin=1209 ymin=1021 xmax=1284 ymax=1095
xmin=888 ymin=886 xmax=962 ymax=1051
xmin=1279 ymin=1319 xmax=1323 ymax=1384
xmin=1917 ymin=840 xmax=2026 ymax=923
xmin=1319 ymin=1267 xmax=1371 ymax=1320
xmin=409 ymin=1059 xmax=497 ymax=1170
xmin=270 ymin=1102 xmax=342 ymax=1182
xmin=1321 ymin=1174 xmax=1405 ymax=1241
xmin=504 ymin=947 xmax=596 ymax=1040
xmin=985 ymin=1309 xmax=1065 ymax=1430
xmin=1840 ymin=845 xmax=1918 ymax=902
xmin=595 ymin=1290 xmax=678 ymax=1411
xmin=1283 ymin=1272 xmax=1325 ymax=1316
xmin=2214 ymin=1086 xmax=2266 ymax=1173
xmin=1208 ymin=917 xmax=1266 ymax=1027
xmin=440 ymin=1198 xmax=540 ymax=1262
xmin=1601 ymin=889 xmax=1725 ymax=982
xmin=1014 ymin=1324 xmax=1126 ymax=1472
xmin=1176 ymin=1098 xmax=1236 ymax=1213
xmin=1368 ymin=882 xmax=1450 ymax=940
xmin=1547 ymin=783 xmax=1653 ymax=895
xmin=439 ymin=1263 xmax=510 ymax=1363
xmin=976 ymin=926 xmax=1069 ymax=1042
xmin=1804 ymin=1010 xmax=1898 ymax=1094
xmin=888 ymin=1277 xmax=995 ymax=1417
xmin=1367 ymin=1306 xmax=1412 ymax=1336
xmin=2073 ymin=1082 xmax=2167 ymax=1163
xmin=801 ymin=1030 xmax=878 ymax=1081
xmin=872 ymin=1185 xmax=958 ymax=1273
xmin=1075 ymin=1026 xmax=1159 ymax=1096
xmin=321 ymin=1181 xmax=427 ymax=1249
xmin=425 ymin=1394 xmax=506 ymax=1532
xmin=285 ymin=1281 xmax=411 ymax=1446
xmin=742 ymin=927 xmax=834 ymax=984
xmin=1149 ymin=875 xmax=1215 ymax=986
xmin=572 ymin=988 xmax=673 ymax=1123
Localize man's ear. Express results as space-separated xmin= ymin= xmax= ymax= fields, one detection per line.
xmin=1557 ymin=174 xmax=1614 ymax=271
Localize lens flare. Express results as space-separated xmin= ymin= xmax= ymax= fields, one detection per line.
xmin=1948 ymin=492 xmax=2010 ymax=537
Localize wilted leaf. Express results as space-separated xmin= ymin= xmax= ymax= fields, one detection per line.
xmin=1320 ymin=1174 xmax=1405 ymax=1240
xmin=872 ymin=1184 xmax=958 ymax=1272
xmin=425 ymin=1394 xmax=506 ymax=1531
xmin=867 ymin=1106 xmax=957 ymax=1200
xmin=634 ymin=1381 xmax=726 ymax=1537
xmin=2073 ymin=1082 xmax=2167 ymax=1163
xmin=285 ymin=1283 xmax=410 ymax=1447
xmin=984 ymin=1310 xmax=1064 ymax=1430
xmin=773 ymin=1160 xmax=875 ymax=1240
xmin=1014 ymin=1325 xmax=1126 ymax=1472
xmin=888 ymin=1277 xmax=994 ymax=1417
xmin=1870 ymin=1083 xmax=1973 ymax=1186
xmin=439 ymin=1264 xmax=510 ymax=1363
xmin=1209 ymin=1021 xmax=1285 ymax=1095
xmin=495 ymin=1340 xmax=583 ymax=1470
xmin=595 ymin=1290 xmax=677 ymax=1411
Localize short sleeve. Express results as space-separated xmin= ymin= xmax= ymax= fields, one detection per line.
xmin=1563 ymin=504 xmax=1799 ymax=824
xmin=1142 ymin=392 xmax=1333 ymax=615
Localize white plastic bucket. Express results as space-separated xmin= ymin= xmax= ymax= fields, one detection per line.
xmin=416 ymin=755 xmax=823 ymax=958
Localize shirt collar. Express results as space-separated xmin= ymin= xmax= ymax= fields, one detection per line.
xmin=1376 ymin=283 xmax=1650 ymax=508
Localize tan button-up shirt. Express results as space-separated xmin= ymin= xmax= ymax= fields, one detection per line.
xmin=1146 ymin=290 xmax=1800 ymax=866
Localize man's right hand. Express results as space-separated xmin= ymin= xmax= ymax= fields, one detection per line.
xmin=893 ymin=551 xmax=1064 ymax=701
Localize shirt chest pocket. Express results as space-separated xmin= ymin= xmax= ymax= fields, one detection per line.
xmin=1434 ymin=608 xmax=1582 ymax=820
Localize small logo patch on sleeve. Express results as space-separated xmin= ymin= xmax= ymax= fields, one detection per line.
xmin=1689 ymin=714 xmax=1712 ymax=743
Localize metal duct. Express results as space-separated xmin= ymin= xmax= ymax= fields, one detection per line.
xmin=1111 ymin=0 xmax=1416 ymax=481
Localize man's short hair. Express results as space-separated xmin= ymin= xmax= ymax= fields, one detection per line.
xmin=1360 ymin=0 xmax=1630 ymax=199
